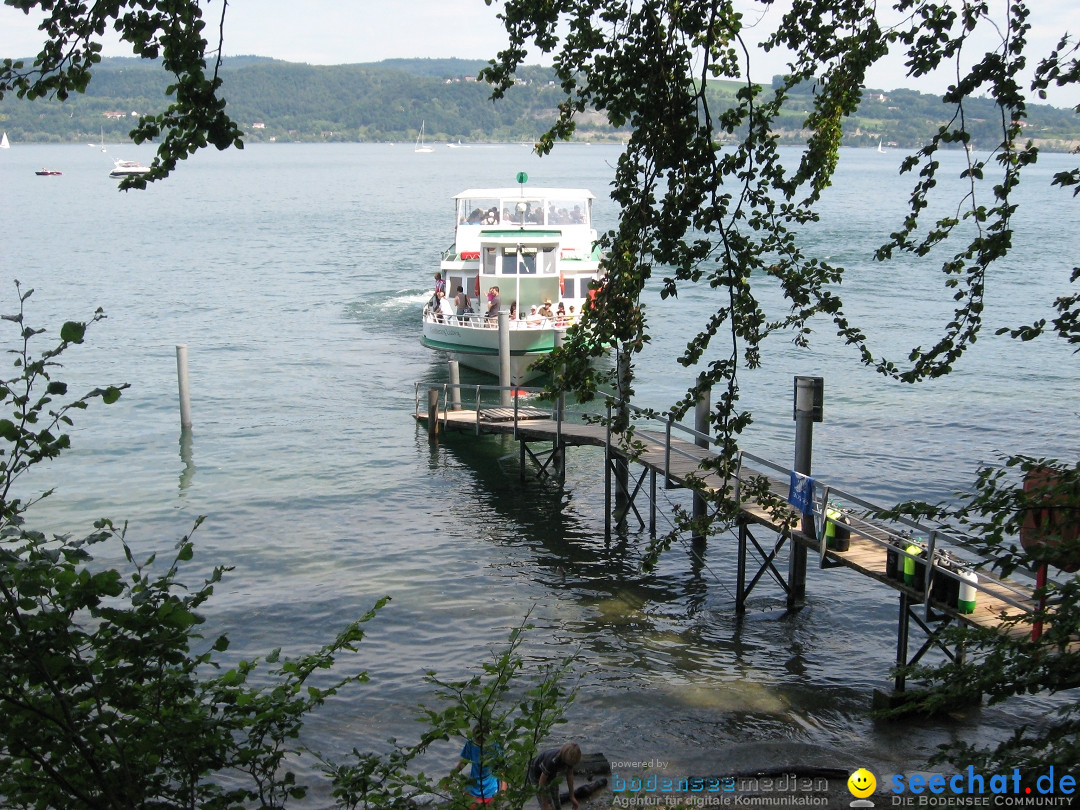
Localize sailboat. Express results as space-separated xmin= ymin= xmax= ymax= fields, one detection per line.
xmin=100 ymin=127 xmax=106 ymax=153
xmin=414 ymin=120 xmax=434 ymax=153
xmin=877 ymin=138 xmax=885 ymax=153
xmin=0 ymin=132 xmax=10 ymax=149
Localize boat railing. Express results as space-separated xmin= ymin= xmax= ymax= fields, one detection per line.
xmin=422 ymin=309 xmax=571 ymax=331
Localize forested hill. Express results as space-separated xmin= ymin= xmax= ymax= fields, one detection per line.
xmin=0 ymin=55 xmax=1076 ymax=150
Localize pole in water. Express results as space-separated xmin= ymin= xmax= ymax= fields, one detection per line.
xmin=790 ymin=375 xmax=824 ymax=609
xmin=498 ymin=311 xmax=511 ymax=407
xmin=448 ymin=360 xmax=462 ymax=411
xmin=176 ymin=345 xmax=192 ymax=429
xmin=428 ymin=388 xmax=440 ymax=438
xmin=692 ymin=375 xmax=710 ymax=542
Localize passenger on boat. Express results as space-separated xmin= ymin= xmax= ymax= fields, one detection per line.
xmin=485 ymin=287 xmax=501 ymax=323
xmin=434 ymin=272 xmax=446 ymax=296
xmin=525 ymin=305 xmax=542 ymax=327
xmin=567 ymin=305 xmax=577 ymax=325
xmin=554 ymin=302 xmax=567 ymax=326
xmin=538 ymin=299 xmax=554 ymax=319
xmin=434 ymin=290 xmax=454 ymax=323
xmin=454 ymin=285 xmax=473 ymax=323
xmin=508 ymin=301 xmax=519 ymax=324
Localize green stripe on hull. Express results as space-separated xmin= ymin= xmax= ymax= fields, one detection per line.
xmin=421 ymin=337 xmax=553 ymax=356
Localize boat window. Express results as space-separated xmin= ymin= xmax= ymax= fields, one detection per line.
xmin=503 ymin=199 xmax=545 ymax=226
xmin=502 ymin=249 xmax=520 ymax=274
xmin=568 ymin=277 xmax=593 ymax=298
xmin=546 ymin=198 xmax=590 ymax=225
xmin=483 ymin=247 xmax=498 ymax=275
xmin=519 ymin=248 xmax=537 ymax=274
xmin=459 ymin=198 xmax=501 ymax=225
xmin=538 ymin=247 xmax=556 ymax=274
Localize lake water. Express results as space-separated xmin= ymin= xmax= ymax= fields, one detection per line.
xmin=2 ymin=141 xmax=1077 ymax=804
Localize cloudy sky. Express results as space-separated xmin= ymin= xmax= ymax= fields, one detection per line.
xmin=1 ymin=0 xmax=1077 ymax=106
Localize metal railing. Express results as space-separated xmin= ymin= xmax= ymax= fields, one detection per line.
xmin=414 ymin=383 xmax=1047 ymax=620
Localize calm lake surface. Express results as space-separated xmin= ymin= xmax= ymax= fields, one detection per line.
xmin=2 ymin=141 xmax=1077 ymax=803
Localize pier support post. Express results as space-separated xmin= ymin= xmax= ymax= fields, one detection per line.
xmin=427 ymin=388 xmax=440 ymax=437
xmin=736 ymin=520 xmax=748 ymax=614
xmin=176 ymin=345 xmax=192 ymax=429
xmin=789 ymin=376 xmax=823 ymax=610
xmin=448 ymin=360 xmax=462 ymax=410
xmin=613 ymin=346 xmax=631 ymax=534
xmin=693 ymin=378 xmax=710 ymax=543
xmin=649 ymin=469 xmax=657 ymax=536
xmin=498 ymin=312 xmax=511 ymax=407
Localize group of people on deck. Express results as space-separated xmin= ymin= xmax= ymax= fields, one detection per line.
xmin=450 ymin=726 xmax=583 ymax=810
xmin=507 ymin=297 xmax=576 ymax=328
xmin=429 ymin=274 xmax=578 ymax=327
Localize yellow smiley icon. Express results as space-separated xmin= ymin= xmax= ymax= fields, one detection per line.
xmin=848 ymin=768 xmax=876 ymax=798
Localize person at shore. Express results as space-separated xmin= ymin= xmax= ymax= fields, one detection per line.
xmin=450 ymin=726 xmax=506 ymax=808
xmin=527 ymin=742 xmax=581 ymax=810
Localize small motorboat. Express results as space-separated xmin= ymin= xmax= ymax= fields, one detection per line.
xmin=35 ymin=168 xmax=62 ymax=176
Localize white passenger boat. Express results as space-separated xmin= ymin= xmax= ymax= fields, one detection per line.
xmin=109 ymin=158 xmax=150 ymax=178
xmin=421 ymin=181 xmax=603 ymax=384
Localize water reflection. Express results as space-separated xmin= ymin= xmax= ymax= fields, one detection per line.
xmin=178 ymin=428 xmax=195 ymax=493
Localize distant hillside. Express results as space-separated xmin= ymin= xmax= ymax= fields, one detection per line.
xmin=0 ymin=56 xmax=1075 ymax=150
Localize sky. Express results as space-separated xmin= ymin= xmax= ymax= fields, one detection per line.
xmin=1 ymin=0 xmax=1077 ymax=108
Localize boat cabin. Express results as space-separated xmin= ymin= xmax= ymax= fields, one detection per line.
xmin=440 ymin=187 xmax=600 ymax=313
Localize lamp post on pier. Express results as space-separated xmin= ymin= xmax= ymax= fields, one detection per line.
xmin=790 ymin=375 xmax=823 ymax=610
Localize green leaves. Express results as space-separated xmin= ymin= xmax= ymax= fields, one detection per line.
xmin=489 ymin=0 xmax=1079 ymax=778
xmin=0 ymin=0 xmax=245 ymax=187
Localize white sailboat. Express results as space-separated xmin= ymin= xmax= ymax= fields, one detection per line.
xmin=0 ymin=132 xmax=10 ymax=149
xmin=414 ymin=120 xmax=434 ymax=153
xmin=877 ymin=138 xmax=885 ymax=153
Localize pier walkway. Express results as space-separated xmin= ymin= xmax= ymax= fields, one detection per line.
xmin=414 ymin=381 xmax=1048 ymax=701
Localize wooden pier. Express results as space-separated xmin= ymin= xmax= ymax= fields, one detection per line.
xmin=414 ymin=382 xmax=1044 ymax=703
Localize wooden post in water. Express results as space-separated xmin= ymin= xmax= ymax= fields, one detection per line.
xmin=693 ymin=377 xmax=710 ymax=543
xmin=448 ymin=360 xmax=462 ymax=411
xmin=427 ymin=388 xmax=440 ymax=437
xmin=175 ymin=345 xmax=192 ymax=429
xmin=498 ymin=312 xmax=511 ymax=407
